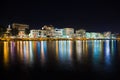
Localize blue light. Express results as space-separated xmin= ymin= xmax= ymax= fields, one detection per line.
xmin=29 ymin=41 xmax=34 ymax=65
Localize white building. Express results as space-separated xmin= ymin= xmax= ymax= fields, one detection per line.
xmin=63 ymin=28 xmax=74 ymax=38
xmin=76 ymin=29 xmax=86 ymax=38
xmin=29 ymin=30 xmax=40 ymax=38
xmin=86 ymin=32 xmax=104 ymax=39
xmin=29 ymin=29 xmax=47 ymax=38
xmin=54 ymin=28 xmax=64 ymax=38
xmin=42 ymin=25 xmax=54 ymax=37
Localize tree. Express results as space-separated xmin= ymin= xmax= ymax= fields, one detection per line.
xmin=11 ymin=27 xmax=19 ymax=36
xmin=25 ymin=28 xmax=30 ymax=35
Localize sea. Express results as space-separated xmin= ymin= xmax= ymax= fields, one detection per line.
xmin=0 ymin=40 xmax=120 ymax=80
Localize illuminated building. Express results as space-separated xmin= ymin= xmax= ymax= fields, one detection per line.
xmin=54 ymin=28 xmax=64 ymax=38
xmin=63 ymin=28 xmax=74 ymax=38
xmin=29 ymin=30 xmax=41 ymax=38
xmin=111 ymin=34 xmax=116 ymax=39
xmin=12 ymin=23 xmax=29 ymax=38
xmin=39 ymin=30 xmax=47 ymax=37
xmin=76 ymin=29 xmax=86 ymax=38
xmin=86 ymin=32 xmax=104 ymax=39
xmin=29 ymin=29 xmax=47 ymax=38
xmin=103 ymin=31 xmax=111 ymax=39
xmin=42 ymin=25 xmax=55 ymax=37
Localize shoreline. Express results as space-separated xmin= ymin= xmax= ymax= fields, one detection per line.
xmin=0 ymin=38 xmax=120 ymax=41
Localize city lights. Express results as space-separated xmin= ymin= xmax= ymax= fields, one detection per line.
xmin=0 ymin=23 xmax=119 ymax=41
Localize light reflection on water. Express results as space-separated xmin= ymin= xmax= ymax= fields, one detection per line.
xmin=76 ymin=40 xmax=82 ymax=62
xmin=58 ymin=41 xmax=73 ymax=69
xmin=2 ymin=40 xmax=119 ymax=72
xmin=4 ymin=41 xmax=9 ymax=67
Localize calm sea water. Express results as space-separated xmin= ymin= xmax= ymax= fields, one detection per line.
xmin=0 ymin=40 xmax=120 ymax=79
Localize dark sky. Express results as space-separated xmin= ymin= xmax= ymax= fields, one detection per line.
xmin=0 ymin=0 xmax=120 ymax=32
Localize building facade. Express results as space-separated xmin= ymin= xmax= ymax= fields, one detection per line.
xmin=12 ymin=23 xmax=29 ymax=38
xmin=63 ymin=28 xmax=74 ymax=38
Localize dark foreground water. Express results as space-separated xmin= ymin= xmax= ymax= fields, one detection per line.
xmin=0 ymin=40 xmax=120 ymax=80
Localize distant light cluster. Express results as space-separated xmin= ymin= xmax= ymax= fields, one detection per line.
xmin=0 ymin=23 xmax=118 ymax=39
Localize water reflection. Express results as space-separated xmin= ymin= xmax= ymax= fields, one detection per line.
xmin=111 ymin=40 xmax=117 ymax=57
xmin=104 ymin=40 xmax=112 ymax=71
xmin=29 ymin=41 xmax=34 ymax=66
xmin=23 ymin=41 xmax=30 ymax=65
xmin=10 ymin=41 xmax=15 ymax=62
xmin=92 ymin=40 xmax=103 ymax=70
xmin=58 ymin=41 xmax=73 ymax=69
xmin=40 ymin=41 xmax=47 ymax=66
xmin=76 ymin=40 xmax=82 ymax=62
xmin=55 ymin=41 xmax=59 ymax=61
xmin=93 ymin=40 xmax=101 ymax=62
xmin=4 ymin=41 xmax=9 ymax=67
xmin=2 ymin=40 xmax=119 ymax=72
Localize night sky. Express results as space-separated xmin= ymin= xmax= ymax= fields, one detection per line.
xmin=0 ymin=0 xmax=120 ymax=32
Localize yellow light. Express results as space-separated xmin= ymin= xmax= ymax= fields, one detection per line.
xmin=56 ymin=40 xmax=59 ymax=61
xmin=20 ymin=41 xmax=23 ymax=61
xmin=4 ymin=41 xmax=9 ymax=67
xmin=76 ymin=40 xmax=82 ymax=61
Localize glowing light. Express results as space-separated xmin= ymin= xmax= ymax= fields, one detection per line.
xmin=20 ymin=41 xmax=23 ymax=61
xmin=4 ymin=42 xmax=9 ymax=67
xmin=17 ymin=41 xmax=20 ymax=55
xmin=29 ymin=41 xmax=34 ymax=65
xmin=10 ymin=41 xmax=15 ymax=61
xmin=111 ymin=40 xmax=116 ymax=56
xmin=58 ymin=40 xmax=73 ymax=68
xmin=104 ymin=40 xmax=111 ymax=66
xmin=67 ymin=41 xmax=73 ymax=65
xmin=93 ymin=40 xmax=101 ymax=62
xmin=40 ymin=41 xmax=47 ymax=66
xmin=76 ymin=40 xmax=82 ymax=61
xmin=105 ymin=40 xmax=110 ymax=56
xmin=55 ymin=41 xmax=59 ymax=61
xmin=91 ymin=40 xmax=103 ymax=70
xmin=25 ymin=41 xmax=30 ymax=64
xmin=37 ymin=41 xmax=40 ymax=59
xmin=41 ymin=41 xmax=45 ymax=64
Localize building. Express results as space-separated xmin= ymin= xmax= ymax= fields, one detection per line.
xmin=29 ymin=29 xmax=47 ymax=38
xmin=42 ymin=25 xmax=54 ymax=37
xmin=29 ymin=30 xmax=40 ymax=38
xmin=63 ymin=28 xmax=74 ymax=38
xmin=54 ymin=28 xmax=64 ymax=38
xmin=76 ymin=29 xmax=86 ymax=38
xmin=111 ymin=34 xmax=116 ymax=39
xmin=86 ymin=32 xmax=104 ymax=39
xmin=103 ymin=31 xmax=111 ymax=39
xmin=12 ymin=23 xmax=29 ymax=38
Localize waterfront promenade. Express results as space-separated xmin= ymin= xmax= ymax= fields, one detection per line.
xmin=0 ymin=37 xmax=119 ymax=41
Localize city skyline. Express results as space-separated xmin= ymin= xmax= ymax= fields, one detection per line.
xmin=0 ymin=1 xmax=120 ymax=32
